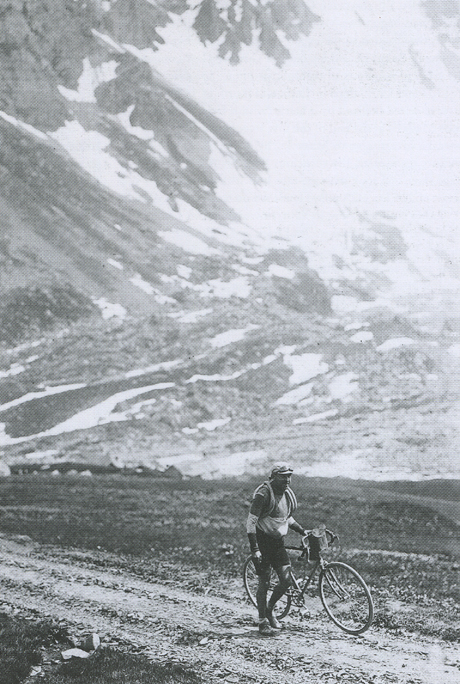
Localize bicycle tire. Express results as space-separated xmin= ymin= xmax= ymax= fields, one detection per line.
xmin=243 ymin=556 xmax=292 ymax=620
xmin=319 ymin=561 xmax=374 ymax=635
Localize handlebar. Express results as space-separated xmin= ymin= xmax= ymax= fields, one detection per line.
xmin=301 ymin=529 xmax=338 ymax=546
xmin=285 ymin=528 xmax=338 ymax=557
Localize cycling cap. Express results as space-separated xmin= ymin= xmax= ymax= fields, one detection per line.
xmin=269 ymin=462 xmax=294 ymax=477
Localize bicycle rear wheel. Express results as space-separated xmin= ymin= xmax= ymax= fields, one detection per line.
xmin=319 ymin=561 xmax=374 ymax=635
xmin=243 ymin=556 xmax=292 ymax=619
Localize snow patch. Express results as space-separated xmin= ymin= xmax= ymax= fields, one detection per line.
xmin=0 ymin=384 xmax=87 ymax=413
xmin=293 ymin=409 xmax=338 ymax=425
xmin=276 ymin=345 xmax=297 ymax=356
xmin=344 ymin=321 xmax=370 ymax=331
xmin=175 ymin=200 xmax=254 ymax=250
xmin=196 ymin=417 xmax=231 ymax=431
xmin=155 ymin=453 xmax=203 ymax=469
xmin=22 ymin=450 xmax=60 ymax=463
xmin=328 ymin=373 xmax=359 ymax=400
xmin=49 ymin=121 xmax=174 ymax=212
xmin=331 ymin=296 xmax=360 ymax=313
xmin=377 ymin=337 xmax=416 ymax=352
xmin=242 ymin=256 xmax=264 ymax=265
xmin=232 ymin=264 xmax=259 ymax=276
xmin=57 ymin=57 xmax=118 ymax=103
xmin=349 ymin=331 xmax=374 ymax=343
xmin=297 ymin=448 xmax=458 ymax=481
xmin=6 ymin=339 xmax=45 ymax=355
xmin=0 ymin=364 xmax=26 ymax=379
xmin=185 ymin=371 xmax=245 ymax=384
xmin=129 ymin=274 xmax=155 ymax=295
xmin=124 ymin=358 xmax=183 ymax=378
xmin=209 ymin=325 xmax=258 ymax=348
xmin=448 ymin=344 xmax=460 ymax=358
xmin=275 ymin=383 xmax=313 ymax=406
xmin=91 ymin=29 xmax=126 ymax=53
xmin=0 ymin=460 xmax=11 ymax=477
xmin=0 ymin=384 xmax=175 ymax=446
xmin=93 ymin=297 xmax=127 ymax=320
xmin=102 ymin=396 xmax=158 ymax=422
xmin=169 ymin=309 xmax=213 ymax=323
xmin=285 ymin=353 xmax=329 ymax=386
xmin=198 ymin=277 xmax=252 ymax=299
xmin=177 ymin=265 xmax=192 ymax=279
xmin=267 ymin=264 xmax=295 ymax=279
xmin=107 ymin=258 xmax=124 ymax=270
xmin=117 ymin=105 xmax=169 ymax=157
xmin=201 ymin=449 xmax=266 ymax=478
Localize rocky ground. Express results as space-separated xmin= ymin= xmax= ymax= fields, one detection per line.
xmin=1 ymin=534 xmax=458 ymax=684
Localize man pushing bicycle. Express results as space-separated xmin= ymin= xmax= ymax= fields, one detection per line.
xmin=246 ymin=462 xmax=307 ymax=636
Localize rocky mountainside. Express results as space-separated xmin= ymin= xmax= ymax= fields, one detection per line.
xmin=0 ymin=1 xmax=459 ymax=479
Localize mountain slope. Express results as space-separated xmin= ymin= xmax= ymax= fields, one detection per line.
xmin=1 ymin=0 xmax=459 ymax=303
xmin=0 ymin=1 xmax=459 ymax=479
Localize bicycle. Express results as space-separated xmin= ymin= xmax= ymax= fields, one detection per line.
xmin=243 ymin=527 xmax=374 ymax=635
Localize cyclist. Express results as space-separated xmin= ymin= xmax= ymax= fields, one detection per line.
xmin=246 ymin=462 xmax=307 ymax=636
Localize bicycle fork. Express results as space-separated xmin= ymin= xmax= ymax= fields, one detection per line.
xmin=322 ymin=567 xmax=352 ymax=600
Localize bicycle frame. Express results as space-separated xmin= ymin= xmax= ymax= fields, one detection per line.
xmin=285 ymin=538 xmax=330 ymax=603
xmin=286 ymin=541 xmax=362 ymax=606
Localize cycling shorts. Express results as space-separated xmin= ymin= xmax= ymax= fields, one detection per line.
xmin=255 ymin=528 xmax=290 ymax=574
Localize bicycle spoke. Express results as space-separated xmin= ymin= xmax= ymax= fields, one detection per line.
xmin=319 ymin=562 xmax=373 ymax=635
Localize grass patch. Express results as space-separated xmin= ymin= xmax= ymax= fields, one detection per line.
xmin=0 ymin=614 xmax=201 ymax=684
xmin=0 ymin=284 xmax=93 ymax=345
xmin=0 ymin=614 xmax=69 ymax=684
xmin=55 ymin=650 xmax=202 ymax=684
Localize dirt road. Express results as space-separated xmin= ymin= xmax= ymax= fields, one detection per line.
xmin=0 ymin=534 xmax=458 ymax=684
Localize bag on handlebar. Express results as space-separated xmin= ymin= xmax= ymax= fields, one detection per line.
xmin=307 ymin=527 xmax=330 ymax=561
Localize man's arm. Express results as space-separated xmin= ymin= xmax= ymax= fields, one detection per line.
xmin=246 ymin=493 xmax=265 ymax=554
xmin=288 ymin=516 xmax=307 ymax=535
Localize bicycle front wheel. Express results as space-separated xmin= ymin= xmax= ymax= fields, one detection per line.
xmin=319 ymin=562 xmax=374 ymax=635
xmin=243 ymin=556 xmax=292 ymax=619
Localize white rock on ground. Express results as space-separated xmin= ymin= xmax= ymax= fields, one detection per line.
xmin=61 ymin=648 xmax=90 ymax=660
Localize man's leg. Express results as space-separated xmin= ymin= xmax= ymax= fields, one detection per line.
xmin=256 ymin=565 xmax=278 ymax=635
xmin=256 ymin=567 xmax=270 ymax=621
xmin=266 ymin=564 xmax=292 ymax=628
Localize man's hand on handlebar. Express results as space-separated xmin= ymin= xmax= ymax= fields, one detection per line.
xmin=252 ymin=549 xmax=262 ymax=564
